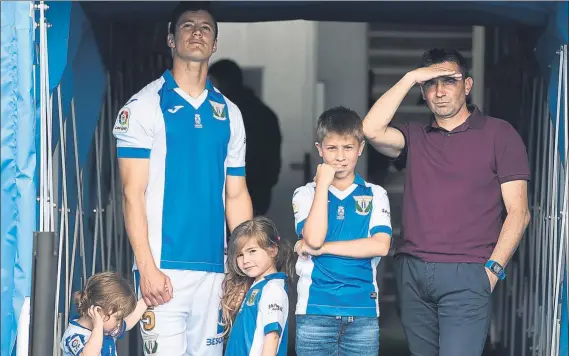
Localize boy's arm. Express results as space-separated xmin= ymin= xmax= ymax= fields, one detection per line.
xmin=318 ymin=233 xmax=391 ymax=258
xmin=124 ymin=299 xmax=148 ymax=331
xmin=299 ymin=185 xmax=392 ymax=259
xmin=294 ymin=164 xmax=336 ymax=249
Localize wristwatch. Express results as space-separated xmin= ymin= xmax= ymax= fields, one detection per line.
xmin=485 ymin=260 xmax=506 ymax=280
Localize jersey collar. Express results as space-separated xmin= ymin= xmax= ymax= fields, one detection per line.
xmin=162 ymin=70 xmax=215 ymax=92
xmin=264 ymin=272 xmax=287 ymax=281
xmin=353 ymin=173 xmax=366 ymax=187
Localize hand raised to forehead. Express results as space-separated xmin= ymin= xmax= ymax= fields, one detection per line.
xmin=411 ymin=67 xmax=463 ymax=85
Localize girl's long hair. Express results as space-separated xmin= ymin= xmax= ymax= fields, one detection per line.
xmin=220 ymin=216 xmax=294 ymax=337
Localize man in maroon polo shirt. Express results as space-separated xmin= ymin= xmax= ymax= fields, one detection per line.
xmin=363 ymin=48 xmax=531 ymax=356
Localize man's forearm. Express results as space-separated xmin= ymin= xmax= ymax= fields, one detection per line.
xmin=362 ymin=73 xmax=415 ymax=139
xmin=489 ymin=210 xmax=531 ymax=267
xmin=226 ymin=192 xmax=253 ymax=232
xmin=321 ymin=234 xmax=390 ymax=258
xmin=302 ymin=186 xmax=329 ymax=249
xmin=123 ymin=192 xmax=155 ymax=272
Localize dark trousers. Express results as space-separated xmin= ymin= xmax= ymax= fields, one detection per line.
xmin=394 ymin=254 xmax=492 ymax=356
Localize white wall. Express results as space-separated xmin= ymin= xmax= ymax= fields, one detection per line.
xmin=211 ymin=21 xmax=369 ymax=238
xmin=211 ymin=21 xmax=318 ymax=241
xmin=316 ymin=22 xmax=368 ymax=177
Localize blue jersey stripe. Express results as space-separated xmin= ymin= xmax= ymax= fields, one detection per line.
xmin=117 ymin=147 xmax=150 ymax=158
xmin=371 ymin=225 xmax=392 ymax=236
xmin=264 ymin=322 xmax=282 ymax=336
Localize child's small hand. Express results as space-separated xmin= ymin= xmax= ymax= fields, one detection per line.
xmin=294 ymin=240 xmax=322 ymax=259
xmin=88 ymin=305 xmax=104 ymax=330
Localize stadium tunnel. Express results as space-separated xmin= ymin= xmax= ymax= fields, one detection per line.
xmin=1 ymin=1 xmax=567 ymax=355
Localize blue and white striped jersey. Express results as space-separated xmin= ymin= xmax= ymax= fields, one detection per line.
xmin=113 ymin=70 xmax=246 ymax=273
xmin=292 ymin=174 xmax=392 ymax=317
xmin=225 ymin=272 xmax=289 ymax=356
xmin=61 ymin=319 xmax=125 ymax=356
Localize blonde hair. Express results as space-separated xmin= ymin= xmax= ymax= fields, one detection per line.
xmin=74 ymin=272 xmax=136 ymax=321
xmin=220 ymin=216 xmax=294 ymax=336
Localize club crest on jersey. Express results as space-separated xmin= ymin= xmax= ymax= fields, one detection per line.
xmin=114 ymin=108 xmax=130 ymax=133
xmin=143 ymin=334 xmax=158 ymax=355
xmin=247 ymin=289 xmax=260 ymax=306
xmin=354 ymin=196 xmax=372 ymax=215
xmin=209 ymin=100 xmax=227 ymax=120
xmin=293 ymin=203 xmax=298 ymax=215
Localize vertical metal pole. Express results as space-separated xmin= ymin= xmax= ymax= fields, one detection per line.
xmin=106 ymin=72 xmax=120 ymax=270
xmin=550 ymin=46 xmax=564 ymax=356
xmin=30 ymin=232 xmax=58 ymax=356
xmin=71 ymin=98 xmax=87 ymax=283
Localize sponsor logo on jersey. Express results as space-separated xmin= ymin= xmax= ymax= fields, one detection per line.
xmin=268 ymin=303 xmax=283 ymax=312
xmin=337 ymin=206 xmax=345 ymax=220
xmin=167 ymin=105 xmax=184 ymax=114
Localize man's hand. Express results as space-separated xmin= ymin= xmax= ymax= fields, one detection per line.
xmin=409 ymin=66 xmax=462 ymax=85
xmin=314 ymin=163 xmax=337 ymax=189
xmin=140 ymin=267 xmax=173 ymax=307
xmin=485 ymin=268 xmax=499 ymax=293
xmin=294 ymin=240 xmax=323 ymax=259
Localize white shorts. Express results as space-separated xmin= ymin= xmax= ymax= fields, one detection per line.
xmin=134 ymin=270 xmax=225 ymax=356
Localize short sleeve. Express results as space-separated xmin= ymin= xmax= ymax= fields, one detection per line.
xmin=369 ymin=185 xmax=392 ymax=237
xmin=292 ymin=185 xmax=315 ymax=238
xmin=63 ymin=333 xmax=87 ymax=356
xmin=113 ymin=96 xmax=156 ymax=159
xmin=495 ymin=123 xmax=530 ymax=184
xmin=391 ymin=121 xmax=409 ymax=156
xmin=226 ymin=101 xmax=246 ymax=176
xmin=259 ymin=283 xmax=289 ymax=336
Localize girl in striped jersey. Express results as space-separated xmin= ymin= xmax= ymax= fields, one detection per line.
xmin=221 ymin=216 xmax=294 ymax=356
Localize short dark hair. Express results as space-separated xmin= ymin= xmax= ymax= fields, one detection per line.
xmin=419 ymin=48 xmax=469 ymax=77
xmin=168 ymin=1 xmax=218 ymax=40
xmin=316 ymin=106 xmax=364 ymax=143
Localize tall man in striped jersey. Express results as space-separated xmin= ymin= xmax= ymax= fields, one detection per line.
xmin=113 ymin=3 xmax=253 ymax=355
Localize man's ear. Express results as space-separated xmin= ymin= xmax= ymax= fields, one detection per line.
xmin=167 ymin=34 xmax=175 ymax=48
xmin=464 ymin=77 xmax=473 ymax=96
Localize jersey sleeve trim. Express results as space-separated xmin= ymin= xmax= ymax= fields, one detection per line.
xmin=370 ymin=225 xmax=392 ymax=237
xmin=227 ymin=166 xmax=246 ymax=176
xmin=263 ymin=322 xmax=283 ymax=336
xmin=117 ymin=147 xmax=151 ymax=159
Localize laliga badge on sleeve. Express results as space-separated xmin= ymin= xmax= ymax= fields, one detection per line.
xmin=114 ymin=108 xmax=130 ymax=133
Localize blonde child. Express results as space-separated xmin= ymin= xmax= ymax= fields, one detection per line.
xmin=61 ymin=271 xmax=147 ymax=356
xmin=221 ymin=216 xmax=294 ymax=356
